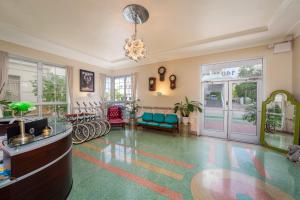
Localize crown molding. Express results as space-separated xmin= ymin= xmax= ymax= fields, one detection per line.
xmin=0 ymin=22 xmax=112 ymax=68
xmin=0 ymin=0 xmax=299 ymax=70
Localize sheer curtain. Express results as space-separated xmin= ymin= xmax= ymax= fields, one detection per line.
xmin=0 ymin=51 xmax=8 ymax=99
xmin=67 ymin=66 xmax=74 ymax=113
xmin=132 ymin=72 xmax=138 ymax=100
xmin=99 ymin=73 xmax=106 ymax=100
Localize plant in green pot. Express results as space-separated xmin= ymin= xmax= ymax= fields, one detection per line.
xmin=173 ymin=97 xmax=202 ymax=125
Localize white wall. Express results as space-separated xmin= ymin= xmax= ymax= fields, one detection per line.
xmin=1 ymin=39 xmax=296 ymax=133
xmin=114 ymin=45 xmax=293 ymax=132
xmin=293 ymin=36 xmax=300 ymax=100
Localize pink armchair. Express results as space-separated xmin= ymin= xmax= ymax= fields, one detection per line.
xmin=107 ymin=106 xmax=125 ymax=129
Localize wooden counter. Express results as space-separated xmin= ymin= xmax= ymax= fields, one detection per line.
xmin=0 ymin=125 xmax=73 ymax=200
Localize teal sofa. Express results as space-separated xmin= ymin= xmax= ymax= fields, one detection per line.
xmin=136 ymin=112 xmax=179 ymax=134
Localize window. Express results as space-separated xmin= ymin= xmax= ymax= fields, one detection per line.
xmin=104 ymin=77 xmax=112 ymax=101
xmin=6 ymin=57 xmax=68 ymax=118
xmin=114 ymin=77 xmax=125 ymax=101
xmin=104 ymin=75 xmax=133 ymax=102
xmin=201 ymin=58 xmax=263 ymax=81
xmin=125 ymin=76 xmax=132 ymax=100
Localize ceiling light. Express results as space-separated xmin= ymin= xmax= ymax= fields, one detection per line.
xmin=123 ymin=4 xmax=149 ymax=62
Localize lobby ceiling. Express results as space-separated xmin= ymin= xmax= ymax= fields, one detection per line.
xmin=0 ymin=0 xmax=300 ymax=69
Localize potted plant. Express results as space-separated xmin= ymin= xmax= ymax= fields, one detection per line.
xmin=0 ymin=100 xmax=11 ymax=118
xmin=125 ymin=99 xmax=140 ymax=119
xmin=173 ymin=97 xmax=202 ymax=125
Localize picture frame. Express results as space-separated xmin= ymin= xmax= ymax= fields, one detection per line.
xmin=80 ymin=69 xmax=95 ymax=92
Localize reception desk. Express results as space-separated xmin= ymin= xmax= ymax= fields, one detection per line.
xmin=0 ymin=121 xmax=73 ymax=200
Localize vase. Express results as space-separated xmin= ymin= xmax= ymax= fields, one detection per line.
xmin=129 ymin=113 xmax=136 ymax=119
xmin=182 ymin=117 xmax=189 ymax=125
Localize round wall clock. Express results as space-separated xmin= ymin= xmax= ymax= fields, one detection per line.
xmin=158 ymin=66 xmax=166 ymax=81
xmin=169 ymin=74 xmax=176 ymax=89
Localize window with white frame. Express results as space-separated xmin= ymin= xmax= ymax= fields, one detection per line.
xmin=104 ymin=75 xmax=133 ymax=102
xmin=104 ymin=77 xmax=112 ymax=101
xmin=6 ymin=57 xmax=68 ymax=118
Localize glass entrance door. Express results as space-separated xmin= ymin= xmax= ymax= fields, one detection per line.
xmin=228 ymin=80 xmax=261 ymax=143
xmin=201 ymin=82 xmax=228 ymax=139
xmin=201 ymin=80 xmax=261 ymax=143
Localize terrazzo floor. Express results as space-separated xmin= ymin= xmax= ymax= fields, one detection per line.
xmin=69 ymin=129 xmax=300 ymax=200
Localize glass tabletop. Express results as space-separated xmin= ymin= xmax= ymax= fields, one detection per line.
xmin=2 ymin=119 xmax=72 ymax=148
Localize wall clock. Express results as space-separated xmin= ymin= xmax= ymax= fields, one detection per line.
xmin=158 ymin=66 xmax=166 ymax=81
xmin=169 ymin=74 xmax=176 ymax=89
xmin=149 ymin=77 xmax=156 ymax=91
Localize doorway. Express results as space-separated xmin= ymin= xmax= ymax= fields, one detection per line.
xmin=201 ymin=80 xmax=262 ymax=143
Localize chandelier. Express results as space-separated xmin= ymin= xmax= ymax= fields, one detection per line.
xmin=123 ymin=4 xmax=149 ymax=62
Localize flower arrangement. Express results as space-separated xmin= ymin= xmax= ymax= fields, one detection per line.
xmin=125 ymin=99 xmax=140 ymax=119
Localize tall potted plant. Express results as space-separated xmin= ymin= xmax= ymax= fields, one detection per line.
xmin=173 ymin=97 xmax=202 ymax=125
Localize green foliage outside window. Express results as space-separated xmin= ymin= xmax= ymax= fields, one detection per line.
xmin=115 ymin=90 xmax=125 ymax=101
xmin=31 ymin=73 xmax=66 ymax=102
xmin=233 ymin=82 xmax=257 ymax=101
xmin=238 ymin=66 xmax=262 ymax=78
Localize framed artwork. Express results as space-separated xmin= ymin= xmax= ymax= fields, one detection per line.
xmin=80 ymin=69 xmax=94 ymax=92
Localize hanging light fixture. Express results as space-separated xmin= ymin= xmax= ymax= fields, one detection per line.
xmin=123 ymin=4 xmax=149 ymax=62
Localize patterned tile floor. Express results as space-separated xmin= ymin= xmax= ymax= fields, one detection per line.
xmin=69 ymin=129 xmax=300 ymax=200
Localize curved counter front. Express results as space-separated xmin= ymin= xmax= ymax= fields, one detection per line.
xmin=0 ymin=122 xmax=73 ymax=200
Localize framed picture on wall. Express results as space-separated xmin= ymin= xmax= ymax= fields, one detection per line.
xmin=80 ymin=69 xmax=94 ymax=92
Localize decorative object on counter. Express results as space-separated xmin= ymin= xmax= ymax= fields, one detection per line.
xmin=80 ymin=69 xmax=95 ymax=92
xmin=260 ymin=90 xmax=300 ymax=153
xmin=149 ymin=77 xmax=156 ymax=91
xmin=287 ymin=145 xmax=300 ymax=165
xmin=126 ymin=99 xmax=140 ymax=119
xmin=42 ymin=126 xmax=53 ymax=137
xmin=158 ymin=66 xmax=166 ymax=81
xmin=123 ymin=4 xmax=149 ymax=61
xmin=9 ymin=118 xmax=35 ymax=147
xmin=169 ymin=74 xmax=177 ymax=89
xmin=173 ymin=97 xmax=202 ymax=125
xmin=7 ymin=101 xmax=36 ymax=146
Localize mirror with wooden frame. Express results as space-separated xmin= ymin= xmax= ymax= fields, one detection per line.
xmin=260 ymin=90 xmax=300 ymax=153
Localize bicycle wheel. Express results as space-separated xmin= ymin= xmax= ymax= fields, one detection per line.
xmin=84 ymin=122 xmax=96 ymax=140
xmin=73 ymin=124 xmax=89 ymax=144
xmin=91 ymin=121 xmax=102 ymax=138
xmin=71 ymin=125 xmax=81 ymax=144
xmin=102 ymin=119 xmax=111 ymax=136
